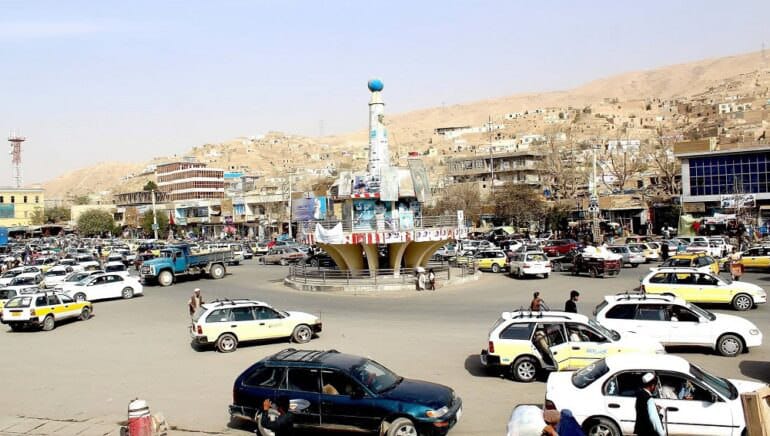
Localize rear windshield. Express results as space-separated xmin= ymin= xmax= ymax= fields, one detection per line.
xmin=5 ymin=296 xmax=32 ymax=308
xmin=0 ymin=289 xmax=17 ymax=299
xmin=572 ymin=359 xmax=609 ymax=388
xmin=192 ymin=307 xmax=206 ymax=323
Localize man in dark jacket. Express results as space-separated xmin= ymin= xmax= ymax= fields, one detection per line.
xmin=564 ymin=290 xmax=579 ymax=313
xmin=260 ymin=398 xmax=294 ymax=436
xmin=634 ymin=373 xmax=665 ymax=436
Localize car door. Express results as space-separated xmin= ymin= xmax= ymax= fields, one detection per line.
xmin=254 ymin=306 xmax=290 ymax=338
xmin=105 ymin=274 xmax=127 ymax=298
xmin=692 ymin=273 xmax=729 ymax=303
xmin=669 ymin=272 xmax=701 ymax=301
xmin=599 ymin=304 xmax=638 ymax=336
xmin=282 ymin=368 xmax=322 ymax=428
xmin=534 ymin=323 xmax=572 ymax=370
xmin=666 ymin=305 xmax=702 ymax=346
xmin=56 ymin=294 xmax=80 ymax=320
xmin=602 ymin=371 xmax=646 ymax=435
xmin=631 ymin=304 xmax=671 ymax=344
xmin=564 ymin=322 xmax=613 ymax=369
xmin=228 ymin=306 xmax=259 ymax=342
xmin=85 ymin=276 xmax=109 ymax=300
xmin=656 ymin=372 xmax=734 ymax=435
xmin=319 ymin=370 xmax=380 ymax=432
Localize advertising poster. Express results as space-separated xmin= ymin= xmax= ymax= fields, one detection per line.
xmin=380 ymin=167 xmax=400 ymax=201
xmin=353 ymin=199 xmax=377 ymax=231
xmin=292 ymin=197 xmax=328 ymax=221
xmin=408 ymin=159 xmax=431 ymax=202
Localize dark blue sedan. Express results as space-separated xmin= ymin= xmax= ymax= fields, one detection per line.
xmin=230 ymin=349 xmax=462 ymax=436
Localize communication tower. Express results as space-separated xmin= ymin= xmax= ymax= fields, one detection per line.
xmin=8 ymin=131 xmax=26 ymax=188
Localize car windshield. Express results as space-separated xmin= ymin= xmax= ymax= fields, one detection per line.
xmin=66 ymin=273 xmax=87 ymax=282
xmin=106 ymin=265 xmax=125 ymax=272
xmin=0 ymin=289 xmax=16 ymax=299
xmin=572 ymin=359 xmax=609 ymax=388
xmin=628 ymin=246 xmax=642 ymax=253
xmin=1 ymin=270 xmax=21 ymax=278
xmin=351 ymin=360 xmax=401 ymax=393
xmin=46 ymin=270 xmax=66 ymax=276
xmin=687 ymin=302 xmax=716 ymax=321
xmin=720 ymin=275 xmax=732 ymax=285
xmin=689 ymin=364 xmax=737 ymax=400
xmin=5 ymin=296 xmax=32 ymax=308
xmin=11 ymin=277 xmax=35 ymax=285
xmin=588 ymin=319 xmax=619 ymax=341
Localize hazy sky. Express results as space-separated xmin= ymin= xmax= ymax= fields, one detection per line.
xmin=1 ymin=0 xmax=769 ymax=185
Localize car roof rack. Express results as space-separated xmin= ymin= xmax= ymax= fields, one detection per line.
xmin=208 ymin=298 xmax=261 ymax=307
xmin=270 ymin=348 xmax=340 ymax=363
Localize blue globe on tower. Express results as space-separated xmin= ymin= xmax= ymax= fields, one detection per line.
xmin=367 ymin=79 xmax=384 ymax=92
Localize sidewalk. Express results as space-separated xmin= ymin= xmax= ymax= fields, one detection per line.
xmin=0 ymin=415 xmax=229 ymax=436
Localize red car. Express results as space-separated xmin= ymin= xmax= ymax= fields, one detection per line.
xmin=542 ymin=239 xmax=578 ymax=256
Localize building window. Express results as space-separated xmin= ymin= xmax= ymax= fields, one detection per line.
xmin=10 ymin=196 xmax=14 ymax=203
xmin=35 ymin=196 xmax=39 ymax=203
xmin=0 ymin=196 xmax=3 ymax=203
xmin=689 ymin=153 xmax=770 ymax=196
xmin=23 ymin=196 xmax=27 ymax=203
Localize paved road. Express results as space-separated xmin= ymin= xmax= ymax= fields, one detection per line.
xmin=2 ymin=261 xmax=769 ymax=435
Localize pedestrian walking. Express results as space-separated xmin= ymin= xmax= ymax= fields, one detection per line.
xmin=188 ymin=288 xmax=204 ymax=316
xmin=530 ymin=291 xmax=544 ymax=311
xmin=564 ymin=290 xmax=579 ymax=313
xmin=661 ymin=241 xmax=669 ymax=261
xmin=427 ymin=268 xmax=436 ymax=290
xmin=634 ymin=373 xmax=666 ymax=436
xmin=417 ymin=272 xmax=426 ymax=291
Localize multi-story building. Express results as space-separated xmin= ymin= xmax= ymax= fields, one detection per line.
xmin=156 ymin=162 xmax=225 ymax=201
xmin=445 ymin=150 xmax=543 ymax=195
xmin=0 ymin=187 xmax=44 ymax=227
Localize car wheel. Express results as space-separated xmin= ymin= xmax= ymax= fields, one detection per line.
xmin=158 ymin=270 xmax=174 ymax=287
xmin=74 ymin=293 xmax=87 ymax=302
xmin=491 ymin=263 xmax=501 ymax=273
xmin=292 ymin=324 xmax=313 ymax=343
xmin=210 ymin=264 xmax=225 ymax=279
xmin=583 ymin=417 xmax=621 ymax=436
xmin=732 ymin=294 xmax=753 ymax=311
xmin=41 ymin=315 xmax=55 ymax=331
xmin=255 ymin=412 xmax=278 ymax=436
xmin=544 ymin=273 xmax=549 ymax=279
xmin=717 ymin=334 xmax=744 ymax=357
xmin=387 ymin=417 xmax=418 ymax=436
xmin=216 ymin=333 xmax=238 ymax=353
xmin=511 ymin=356 xmax=538 ymax=383
xmin=121 ymin=287 xmax=134 ymax=299
xmin=552 ymin=263 xmax=561 ymax=272
xmin=310 ymin=258 xmax=319 ymax=267
xmin=280 ymin=258 xmax=288 ymax=266
xmin=632 ymin=263 xmax=639 ymax=268
xmin=590 ymin=267 xmax=598 ymax=278
xmin=79 ymin=307 xmax=91 ymax=321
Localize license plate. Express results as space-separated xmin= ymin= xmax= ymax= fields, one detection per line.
xmin=456 ymin=407 xmax=462 ymax=422
xmin=11 ymin=312 xmax=20 ymax=317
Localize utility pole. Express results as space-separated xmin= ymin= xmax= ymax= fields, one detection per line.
xmin=488 ymin=115 xmax=495 ymax=200
xmin=151 ymin=189 xmax=159 ymax=240
xmin=590 ymin=144 xmax=601 ymax=243
xmin=287 ymin=172 xmax=294 ymax=239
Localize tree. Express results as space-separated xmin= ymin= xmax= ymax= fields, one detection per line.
xmin=536 ymin=134 xmax=588 ymax=200
xmin=141 ymin=210 xmax=169 ymax=237
xmin=143 ymin=180 xmax=158 ymax=191
xmin=424 ymin=183 xmax=485 ymax=225
xmin=495 ymin=184 xmax=546 ymax=228
xmin=600 ymin=143 xmax=648 ymax=192
xmin=77 ymin=209 xmax=116 ymax=236
xmin=73 ymin=195 xmax=90 ymax=205
xmin=45 ymin=206 xmax=71 ymax=223
xmin=30 ymin=208 xmax=45 ymax=225
xmin=644 ymin=128 xmax=680 ymax=197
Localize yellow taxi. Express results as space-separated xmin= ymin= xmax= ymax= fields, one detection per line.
xmin=480 ymin=311 xmax=664 ymax=382
xmin=738 ymin=246 xmax=770 ymax=269
xmin=658 ymin=252 xmax=719 ymax=275
xmin=1 ymin=291 xmax=93 ymax=331
xmin=474 ymin=249 xmax=509 ymax=273
xmin=641 ymin=268 xmax=768 ymax=311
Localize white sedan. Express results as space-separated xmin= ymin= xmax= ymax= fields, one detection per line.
xmin=545 ymin=354 xmax=765 ymax=436
xmin=595 ymin=294 xmax=762 ymax=356
xmin=60 ymin=273 xmax=143 ymax=302
xmin=42 ymin=265 xmax=75 ymax=288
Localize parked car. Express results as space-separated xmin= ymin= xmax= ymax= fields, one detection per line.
xmin=508 ymin=251 xmax=551 ymax=279
xmin=480 ymin=311 xmax=663 ymax=382
xmin=595 ymin=294 xmax=762 ymax=356
xmin=42 ymin=265 xmax=75 ymax=288
xmin=686 ymin=240 xmax=723 ymax=258
xmin=737 ymin=246 xmax=770 ymax=269
xmin=641 ymin=268 xmax=767 ymax=311
xmin=230 ymin=348 xmax=462 ymax=435
xmin=459 ymin=239 xmax=496 ymax=254
xmin=260 ymin=247 xmax=307 ymax=265
xmin=628 ymin=242 xmax=659 ymax=263
xmin=59 ymin=273 xmax=143 ymax=302
xmin=565 ymin=252 xmax=622 ymax=278
xmin=655 ymin=253 xmax=720 ymax=275
xmin=303 ymin=251 xmax=337 ymax=268
xmin=542 ymin=240 xmax=578 ymax=257
xmin=104 ymin=261 xmax=130 ymax=276
xmin=475 ymin=250 xmax=509 ymax=273
xmin=1 ymin=291 xmax=93 ymax=331
xmin=433 ymin=243 xmax=459 ymax=261
xmin=607 ymin=246 xmax=644 ymax=267
xmin=0 ymin=266 xmax=43 ymax=286
xmin=544 ymin=354 xmax=765 ymax=436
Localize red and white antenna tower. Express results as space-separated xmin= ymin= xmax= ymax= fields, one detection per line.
xmin=8 ymin=130 xmax=26 ymax=188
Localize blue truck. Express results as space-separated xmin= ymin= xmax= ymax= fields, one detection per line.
xmin=0 ymin=227 xmax=8 ymax=247
xmin=140 ymin=243 xmax=234 ymax=286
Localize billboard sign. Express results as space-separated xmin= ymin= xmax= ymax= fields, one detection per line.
xmin=292 ymin=196 xmax=327 ymax=221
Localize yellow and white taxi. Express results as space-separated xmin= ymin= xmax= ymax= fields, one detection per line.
xmin=1 ymin=291 xmax=93 ymax=331
xmin=737 ymin=246 xmax=770 ymax=269
xmin=641 ymin=267 xmax=768 ymax=311
xmin=480 ymin=311 xmax=664 ymax=382
xmin=474 ymin=250 xmax=509 ymax=273
xmin=191 ymin=299 xmax=322 ymax=353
